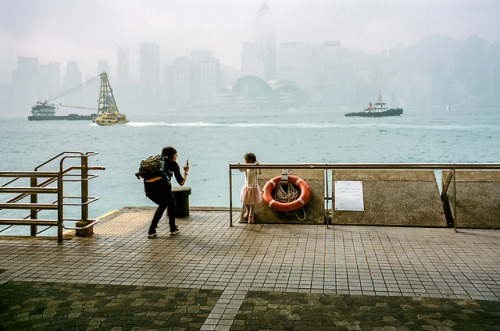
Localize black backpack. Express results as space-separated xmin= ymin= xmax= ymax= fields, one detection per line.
xmin=135 ymin=155 xmax=164 ymax=180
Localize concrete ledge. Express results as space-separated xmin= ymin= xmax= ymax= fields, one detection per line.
xmin=332 ymin=170 xmax=447 ymax=227
xmin=442 ymin=170 xmax=500 ymax=228
xmin=253 ymin=169 xmax=325 ymax=224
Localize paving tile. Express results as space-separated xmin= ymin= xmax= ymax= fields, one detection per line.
xmin=0 ymin=209 xmax=499 ymax=329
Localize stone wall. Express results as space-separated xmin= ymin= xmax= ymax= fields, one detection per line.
xmin=442 ymin=170 xmax=500 ymax=228
xmin=331 ymin=170 xmax=447 ymax=227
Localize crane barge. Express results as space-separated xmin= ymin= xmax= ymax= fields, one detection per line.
xmin=28 ymin=102 xmax=97 ymax=121
xmin=28 ymin=76 xmax=99 ymax=121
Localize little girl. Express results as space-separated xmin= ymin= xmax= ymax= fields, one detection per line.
xmin=240 ymin=153 xmax=262 ymax=223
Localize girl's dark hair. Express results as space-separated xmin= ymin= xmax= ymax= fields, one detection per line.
xmin=162 ymin=146 xmax=177 ymax=159
xmin=244 ymin=153 xmax=257 ymax=163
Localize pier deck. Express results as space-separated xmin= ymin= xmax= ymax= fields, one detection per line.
xmin=1 ymin=207 xmax=499 ymax=330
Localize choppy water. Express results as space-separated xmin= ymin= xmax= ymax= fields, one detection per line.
xmin=1 ymin=106 xmax=499 ymax=235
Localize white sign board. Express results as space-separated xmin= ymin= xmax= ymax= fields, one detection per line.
xmin=334 ymin=181 xmax=364 ymax=211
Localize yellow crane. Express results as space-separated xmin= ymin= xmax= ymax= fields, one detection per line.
xmin=92 ymin=72 xmax=128 ymax=126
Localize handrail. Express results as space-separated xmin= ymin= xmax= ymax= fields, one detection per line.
xmin=230 ymin=163 xmax=500 ymax=170
xmin=0 ymin=171 xmax=58 ymax=178
xmin=228 ymin=163 xmax=500 ymax=230
xmin=0 ymin=167 xmax=84 ymax=206
xmin=0 ymin=152 xmax=104 ymax=242
xmin=0 ymin=152 xmax=92 ymax=187
xmin=34 ymin=151 xmax=95 ymax=171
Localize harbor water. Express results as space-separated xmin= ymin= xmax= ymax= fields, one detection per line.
xmin=1 ymin=106 xmax=499 ymax=236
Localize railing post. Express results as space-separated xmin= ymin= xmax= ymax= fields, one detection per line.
xmin=30 ymin=177 xmax=37 ymax=237
xmin=76 ymin=154 xmax=93 ymax=237
xmin=453 ymin=165 xmax=457 ymax=233
xmin=229 ymin=165 xmax=233 ymax=227
xmin=81 ymin=154 xmax=88 ymax=223
xmin=57 ymin=171 xmax=63 ymax=243
xmin=325 ymin=167 xmax=329 ymax=229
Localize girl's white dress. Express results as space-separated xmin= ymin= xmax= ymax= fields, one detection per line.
xmin=240 ymin=167 xmax=262 ymax=205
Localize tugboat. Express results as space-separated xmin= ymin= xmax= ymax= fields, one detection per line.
xmin=92 ymin=72 xmax=128 ymax=126
xmin=345 ymin=90 xmax=403 ymax=117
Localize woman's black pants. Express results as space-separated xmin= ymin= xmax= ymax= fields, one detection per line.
xmin=144 ymin=177 xmax=176 ymax=234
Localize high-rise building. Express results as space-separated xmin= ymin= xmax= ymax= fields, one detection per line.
xmin=278 ymin=42 xmax=315 ymax=90
xmin=140 ymin=42 xmax=160 ymax=106
xmin=242 ymin=0 xmax=276 ymax=80
xmin=171 ymin=57 xmax=191 ymax=107
xmin=63 ymin=61 xmax=82 ymax=90
xmin=191 ymin=50 xmax=220 ymax=107
xmin=199 ymin=58 xmax=220 ymax=107
xmin=39 ymin=62 xmax=61 ymax=101
xmin=116 ymin=47 xmax=131 ymax=107
xmin=255 ymin=0 xmax=276 ymax=80
xmin=167 ymin=51 xmax=222 ymax=109
xmin=117 ymin=46 xmax=129 ymax=86
xmin=320 ymin=41 xmax=343 ymax=106
xmin=63 ymin=61 xmax=83 ymax=105
xmin=242 ymin=42 xmax=264 ymax=78
xmin=97 ymin=60 xmax=109 ymax=76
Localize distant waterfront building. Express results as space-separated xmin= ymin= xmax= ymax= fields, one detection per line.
xmin=278 ymin=41 xmax=343 ymax=106
xmin=216 ymin=75 xmax=305 ymax=110
xmin=140 ymin=42 xmax=160 ymax=106
xmin=166 ymin=50 xmax=222 ymax=109
xmin=458 ymin=36 xmax=488 ymax=103
xmin=242 ymin=0 xmax=276 ymax=80
xmin=12 ymin=57 xmax=39 ymax=113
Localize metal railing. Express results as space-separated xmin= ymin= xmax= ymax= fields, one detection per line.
xmin=0 ymin=152 xmax=105 ymax=242
xmin=229 ymin=163 xmax=500 ymax=231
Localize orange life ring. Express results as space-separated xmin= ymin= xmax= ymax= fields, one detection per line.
xmin=262 ymin=175 xmax=311 ymax=212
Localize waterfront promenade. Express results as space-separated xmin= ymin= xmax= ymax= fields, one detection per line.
xmin=0 ymin=206 xmax=499 ymax=330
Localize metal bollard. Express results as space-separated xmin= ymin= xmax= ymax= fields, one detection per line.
xmin=172 ymin=186 xmax=191 ymax=217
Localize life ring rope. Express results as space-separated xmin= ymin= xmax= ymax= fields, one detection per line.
xmin=262 ymin=175 xmax=311 ymax=213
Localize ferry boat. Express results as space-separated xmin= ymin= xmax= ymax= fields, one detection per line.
xmin=92 ymin=72 xmax=128 ymax=126
xmin=345 ymin=91 xmax=403 ymax=117
xmin=28 ymin=102 xmax=96 ymax=121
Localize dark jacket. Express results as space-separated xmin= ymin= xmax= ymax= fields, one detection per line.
xmin=163 ymin=157 xmax=184 ymax=184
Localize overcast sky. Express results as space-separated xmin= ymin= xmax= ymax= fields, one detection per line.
xmin=1 ymin=0 xmax=499 ymax=82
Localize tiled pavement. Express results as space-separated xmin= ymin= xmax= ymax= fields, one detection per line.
xmin=0 ymin=206 xmax=499 ymax=330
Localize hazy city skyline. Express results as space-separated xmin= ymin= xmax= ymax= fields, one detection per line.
xmin=1 ymin=0 xmax=499 ymax=82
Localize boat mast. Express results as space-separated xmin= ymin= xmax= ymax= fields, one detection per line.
xmin=97 ymin=72 xmax=119 ymax=115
